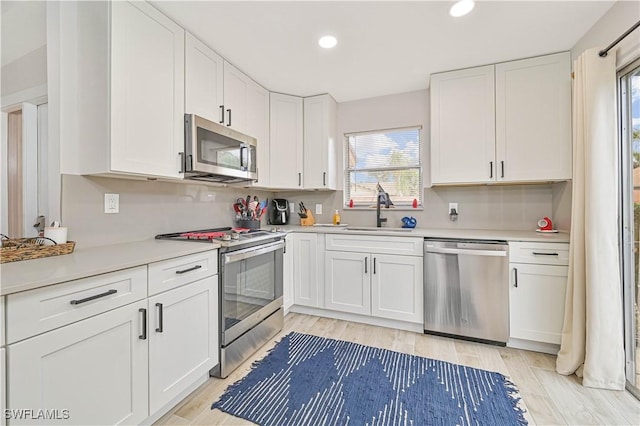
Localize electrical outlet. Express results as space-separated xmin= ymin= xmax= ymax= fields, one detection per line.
xmin=105 ymin=193 xmax=119 ymax=214
xmin=315 ymin=204 xmax=323 ymax=215
xmin=448 ymin=202 xmax=458 ymax=213
xmin=290 ymin=203 xmax=295 ymax=213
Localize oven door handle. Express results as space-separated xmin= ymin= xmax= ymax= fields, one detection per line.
xmin=224 ymin=240 xmax=285 ymax=264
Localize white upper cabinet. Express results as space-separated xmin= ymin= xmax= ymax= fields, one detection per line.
xmin=430 ymin=52 xmax=571 ymax=185
xmin=495 ymin=52 xmax=572 ymax=182
xmin=304 ymin=94 xmax=338 ymax=190
xmin=430 ymin=65 xmax=496 ymax=185
xmin=60 ymin=1 xmax=185 ymax=179
xmin=269 ymin=93 xmax=304 ymax=189
xmin=184 ymin=34 xmax=270 ymax=185
xmin=185 ymin=33 xmax=224 ymax=124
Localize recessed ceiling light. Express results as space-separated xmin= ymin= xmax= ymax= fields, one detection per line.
xmin=318 ymin=35 xmax=338 ymax=49
xmin=450 ymin=0 xmax=475 ymax=17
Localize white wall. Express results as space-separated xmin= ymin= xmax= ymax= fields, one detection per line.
xmin=571 ymin=1 xmax=640 ymax=68
xmin=336 ymin=89 xmax=429 ymax=190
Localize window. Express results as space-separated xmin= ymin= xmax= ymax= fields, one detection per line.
xmin=344 ymin=127 xmax=422 ymax=207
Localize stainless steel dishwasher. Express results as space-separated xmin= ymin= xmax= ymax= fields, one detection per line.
xmin=424 ymin=239 xmax=509 ymax=344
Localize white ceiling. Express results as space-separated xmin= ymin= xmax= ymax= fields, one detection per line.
xmin=1 ymin=1 xmax=46 ymax=67
xmin=153 ymin=0 xmax=615 ymax=102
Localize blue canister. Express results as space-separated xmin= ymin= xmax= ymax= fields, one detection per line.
xmin=401 ymin=216 xmax=417 ymax=228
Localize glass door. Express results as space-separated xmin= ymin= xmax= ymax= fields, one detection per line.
xmin=620 ymin=58 xmax=640 ymax=398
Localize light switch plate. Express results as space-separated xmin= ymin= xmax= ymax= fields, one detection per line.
xmin=448 ymin=202 xmax=458 ymax=213
xmin=315 ymin=204 xmax=323 ymax=215
xmin=105 ymin=193 xmax=119 ymax=214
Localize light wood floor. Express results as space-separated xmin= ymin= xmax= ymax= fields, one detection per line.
xmin=155 ymin=313 xmax=640 ymax=426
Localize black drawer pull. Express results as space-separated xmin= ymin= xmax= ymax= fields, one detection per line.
xmin=364 ymin=257 xmax=368 ymax=273
xmin=175 ymin=265 xmax=202 ymax=274
xmin=514 ymin=268 xmax=518 ymax=288
xmin=139 ymin=308 xmax=147 ymax=340
xmin=155 ymin=303 xmax=164 ymax=333
xmin=532 ymin=252 xmax=559 ymax=256
xmin=70 ymin=289 xmax=117 ymax=305
xmin=373 ymin=257 xmax=377 ymax=274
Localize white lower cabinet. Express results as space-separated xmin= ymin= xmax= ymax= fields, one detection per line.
xmin=1 ymin=348 xmax=5 ymax=426
xmin=508 ymin=241 xmax=569 ymax=351
xmin=324 ymin=249 xmax=423 ymax=324
xmin=8 ymin=300 xmax=149 ymax=425
xmin=509 ymin=263 xmax=568 ymax=344
xmin=371 ymin=254 xmax=423 ymax=323
xmin=324 ymin=251 xmax=371 ymax=315
xmin=148 ymin=276 xmax=218 ymax=414
xmin=291 ymin=233 xmax=321 ymax=307
xmin=283 ymin=235 xmax=294 ymax=312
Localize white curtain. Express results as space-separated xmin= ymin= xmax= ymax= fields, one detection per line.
xmin=556 ymin=47 xmax=625 ymax=390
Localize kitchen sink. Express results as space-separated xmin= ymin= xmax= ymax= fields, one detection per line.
xmin=345 ymin=226 xmax=414 ymax=232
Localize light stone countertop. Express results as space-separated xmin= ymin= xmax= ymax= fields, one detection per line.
xmin=0 ymin=239 xmax=220 ymax=296
xmin=280 ymin=225 xmax=571 ymax=243
xmin=1 ymin=226 xmax=569 ymax=296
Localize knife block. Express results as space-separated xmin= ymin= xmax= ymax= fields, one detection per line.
xmin=300 ymin=210 xmax=315 ymax=226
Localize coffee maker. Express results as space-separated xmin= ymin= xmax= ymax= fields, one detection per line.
xmin=269 ymin=199 xmax=290 ymax=225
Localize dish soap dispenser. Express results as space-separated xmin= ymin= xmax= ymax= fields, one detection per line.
xmin=333 ymin=210 xmax=341 ymax=225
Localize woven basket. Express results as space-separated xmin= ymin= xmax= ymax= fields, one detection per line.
xmin=0 ymin=237 xmax=76 ymax=264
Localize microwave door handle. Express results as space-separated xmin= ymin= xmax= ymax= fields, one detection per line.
xmin=239 ymin=146 xmax=246 ymax=171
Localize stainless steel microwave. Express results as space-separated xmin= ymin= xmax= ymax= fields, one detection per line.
xmin=182 ymin=114 xmax=257 ymax=183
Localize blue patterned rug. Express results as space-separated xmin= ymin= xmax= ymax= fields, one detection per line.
xmin=212 ymin=332 xmax=527 ymax=426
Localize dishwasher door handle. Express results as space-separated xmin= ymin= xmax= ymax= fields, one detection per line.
xmin=426 ymin=247 xmax=507 ymax=257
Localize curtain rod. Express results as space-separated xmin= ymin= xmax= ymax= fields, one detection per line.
xmin=599 ymin=20 xmax=640 ymax=57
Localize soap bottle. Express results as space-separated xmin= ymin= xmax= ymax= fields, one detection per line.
xmin=333 ymin=210 xmax=341 ymax=225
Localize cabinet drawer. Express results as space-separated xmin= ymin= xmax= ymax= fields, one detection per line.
xmin=148 ymin=250 xmax=218 ymax=296
xmin=326 ymin=234 xmax=423 ymax=256
xmin=509 ymin=242 xmax=569 ymax=265
xmin=6 ymin=266 xmax=147 ymax=344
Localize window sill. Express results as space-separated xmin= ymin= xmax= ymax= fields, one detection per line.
xmin=343 ymin=206 xmax=424 ymax=212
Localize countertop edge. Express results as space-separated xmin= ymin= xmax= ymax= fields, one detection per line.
xmin=1 ymin=239 xmax=221 ymax=296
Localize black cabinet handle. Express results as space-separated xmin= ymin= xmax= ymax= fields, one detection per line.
xmin=501 ymin=161 xmax=505 ymax=178
xmin=139 ymin=308 xmax=147 ymax=340
xmin=364 ymin=257 xmax=368 ymax=273
xmin=490 ymin=161 xmax=493 ymax=179
xmin=513 ymin=268 xmax=518 ymax=288
xmin=155 ymin=303 xmax=164 ymax=333
xmin=226 ymin=109 xmax=232 ymax=127
xmin=532 ymin=252 xmax=559 ymax=256
xmin=70 ymin=289 xmax=117 ymax=305
xmin=298 ymin=173 xmax=302 ymax=186
xmin=373 ymin=258 xmax=377 ymax=274
xmin=219 ymin=105 xmax=225 ymax=124
xmin=175 ymin=264 xmax=202 ymax=274
xmin=323 ymin=172 xmax=326 ymax=186
xmin=178 ymin=152 xmax=184 ymax=174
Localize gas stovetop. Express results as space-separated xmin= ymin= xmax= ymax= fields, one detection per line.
xmin=155 ymin=227 xmax=286 ymax=248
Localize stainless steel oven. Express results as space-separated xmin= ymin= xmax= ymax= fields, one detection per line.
xmin=215 ymin=238 xmax=284 ymax=378
xmin=155 ymin=228 xmax=285 ymax=378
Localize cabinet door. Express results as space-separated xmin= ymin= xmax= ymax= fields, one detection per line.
xmin=430 ymin=65 xmax=496 ymax=184
xmin=8 ymin=300 xmax=148 ymax=425
xmin=148 ymin=277 xmax=218 ymax=414
xmin=291 ymin=233 xmax=319 ymax=307
xmin=110 ymin=1 xmax=185 ymax=178
xmin=496 ymin=52 xmax=571 ymax=182
xmin=269 ymin=93 xmax=304 ymax=189
xmin=283 ymin=236 xmax=294 ymax=312
xmin=509 ymin=263 xmax=568 ymax=344
xmin=1 ymin=348 xmax=5 ymax=426
xmin=223 ymin=61 xmax=249 ymax=133
xmin=371 ymin=254 xmax=423 ymax=323
xmin=324 ymin=251 xmax=371 ymax=315
xmin=185 ymin=32 xmax=224 ymax=124
xmin=246 ymin=80 xmax=271 ymax=187
xmin=304 ymin=95 xmax=337 ymax=190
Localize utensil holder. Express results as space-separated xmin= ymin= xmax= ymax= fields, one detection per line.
xmin=236 ymin=219 xmax=261 ymax=230
xmin=300 ymin=210 xmax=315 ymax=226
